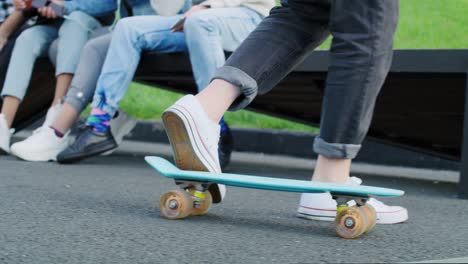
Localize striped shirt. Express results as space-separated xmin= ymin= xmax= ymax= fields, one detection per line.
xmin=0 ymin=0 xmax=14 ymax=23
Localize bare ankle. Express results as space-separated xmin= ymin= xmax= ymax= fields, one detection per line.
xmin=312 ymin=155 xmax=351 ymax=183
xmin=195 ymin=79 xmax=241 ymax=123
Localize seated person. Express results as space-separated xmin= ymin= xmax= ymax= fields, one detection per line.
xmin=0 ymin=0 xmax=115 ymax=154
xmin=14 ymin=0 xmax=275 ymax=171
xmin=10 ymin=0 xmax=191 ymax=161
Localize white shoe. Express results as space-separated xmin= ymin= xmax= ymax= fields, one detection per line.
xmin=0 ymin=114 xmax=13 ymax=154
xmin=102 ymin=109 xmax=137 ymax=156
xmin=162 ymin=95 xmax=226 ymax=203
xmin=297 ymin=177 xmax=408 ymax=224
xmin=10 ymin=126 xmax=71 ymax=162
xmin=42 ymin=103 xmax=63 ymax=128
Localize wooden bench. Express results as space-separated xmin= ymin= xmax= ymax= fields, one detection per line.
xmin=7 ymin=49 xmax=468 ymax=197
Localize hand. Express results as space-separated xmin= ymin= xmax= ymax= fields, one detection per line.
xmin=172 ymin=5 xmax=208 ymax=32
xmin=12 ymin=0 xmax=29 ymax=10
xmin=37 ymin=0 xmax=64 ymax=19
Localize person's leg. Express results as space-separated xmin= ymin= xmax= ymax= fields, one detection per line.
xmin=58 ymin=15 xmax=188 ymax=164
xmin=52 ymin=11 xmax=101 ymax=106
xmin=163 ymin=3 xmax=329 ymax=203
xmin=0 ymin=23 xmax=59 ymax=153
xmin=10 ymin=33 xmax=113 ymax=162
xmin=32 ymin=11 xmax=104 ymax=131
xmin=0 ymin=23 xmax=30 ymax=89
xmin=1 ymin=24 xmax=59 ymax=126
xmin=90 ymin=15 xmax=187 ymax=120
xmin=294 ymin=0 xmax=406 ymax=224
xmin=184 ymin=7 xmax=263 ymax=169
xmin=54 ymin=33 xmax=112 ymax=134
xmin=0 ymin=24 xmax=30 ymax=154
xmin=164 ymin=0 xmax=407 ymax=223
xmin=0 ymin=26 xmax=24 ymax=129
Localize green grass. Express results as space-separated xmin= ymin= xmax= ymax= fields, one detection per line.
xmin=118 ymin=83 xmax=318 ymax=133
xmin=113 ymin=0 xmax=467 ymax=133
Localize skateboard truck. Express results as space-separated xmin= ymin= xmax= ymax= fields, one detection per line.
xmin=331 ymin=194 xmax=376 ymax=239
xmin=173 ymin=180 xmax=212 ymax=210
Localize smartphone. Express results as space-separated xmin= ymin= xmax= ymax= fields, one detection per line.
xmin=49 ymin=2 xmax=64 ymax=17
xmin=171 ymin=17 xmax=185 ymax=32
xmin=32 ymin=0 xmax=64 ymax=17
xmin=31 ymin=0 xmax=47 ymax=8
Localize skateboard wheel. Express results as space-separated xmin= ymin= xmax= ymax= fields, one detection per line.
xmin=335 ymin=206 xmax=368 ymax=239
xmin=159 ymin=190 xmax=193 ymax=220
xmin=189 ymin=189 xmax=213 ymax=216
xmin=360 ymin=204 xmax=377 ymax=232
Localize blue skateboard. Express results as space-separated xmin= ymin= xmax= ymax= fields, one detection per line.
xmin=145 ymin=156 xmax=404 ymax=239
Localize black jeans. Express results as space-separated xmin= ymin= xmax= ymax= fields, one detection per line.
xmin=213 ymin=0 xmax=399 ymax=159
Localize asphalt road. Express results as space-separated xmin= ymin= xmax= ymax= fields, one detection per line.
xmin=1 ymin=143 xmax=468 ymax=263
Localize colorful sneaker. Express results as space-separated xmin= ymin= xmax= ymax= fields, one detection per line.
xmin=57 ymin=126 xmax=117 ymax=164
xmin=0 ymin=114 xmax=13 ymax=154
xmin=102 ymin=110 xmax=137 ymax=156
xmin=162 ymin=95 xmax=226 ymax=203
xmin=11 ymin=126 xmax=71 ymax=162
xmin=297 ymin=177 xmax=408 ymax=224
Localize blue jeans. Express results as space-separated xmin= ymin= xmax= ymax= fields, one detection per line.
xmin=92 ymin=7 xmax=262 ymax=116
xmin=1 ymin=11 xmax=100 ymax=100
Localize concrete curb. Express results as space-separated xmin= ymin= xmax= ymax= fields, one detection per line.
xmin=16 ymin=120 xmax=459 ymax=184
xmin=126 ymin=120 xmax=459 ymax=171
xmin=12 ymin=129 xmax=459 ymax=184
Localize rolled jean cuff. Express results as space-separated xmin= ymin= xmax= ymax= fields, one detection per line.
xmin=56 ymin=62 xmax=79 ymax=76
xmin=212 ymin=66 xmax=258 ymax=111
xmin=313 ymin=136 xmax=361 ymax=159
xmin=63 ymin=85 xmax=91 ymax=114
xmin=90 ymin=93 xmax=118 ymax=117
xmin=1 ymin=91 xmax=24 ymax=101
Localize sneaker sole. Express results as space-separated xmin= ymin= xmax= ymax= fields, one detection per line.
xmin=11 ymin=147 xmax=64 ymax=162
xmin=162 ymin=109 xmax=223 ymax=203
xmin=296 ymin=209 xmax=336 ymax=222
xmin=297 ymin=208 xmax=408 ymax=225
xmin=374 ymin=208 xmax=409 ymax=224
xmin=57 ymin=141 xmax=117 ymax=164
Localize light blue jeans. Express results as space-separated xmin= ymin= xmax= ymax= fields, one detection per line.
xmin=1 ymin=11 xmax=101 ymax=100
xmin=92 ymin=7 xmax=263 ymax=116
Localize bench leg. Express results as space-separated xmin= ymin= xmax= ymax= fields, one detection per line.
xmin=459 ymin=71 xmax=468 ymax=199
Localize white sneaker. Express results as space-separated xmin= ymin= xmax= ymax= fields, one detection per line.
xmin=11 ymin=126 xmax=71 ymax=162
xmin=0 ymin=114 xmax=13 ymax=154
xmin=162 ymin=95 xmax=226 ymax=203
xmin=102 ymin=110 xmax=137 ymax=156
xmin=42 ymin=103 xmax=63 ymax=128
xmin=297 ymin=177 xmax=408 ymax=224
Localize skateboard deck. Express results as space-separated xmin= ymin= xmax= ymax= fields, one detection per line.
xmin=145 ymin=156 xmax=404 ymax=198
xmin=146 ymin=156 xmax=404 ymax=239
